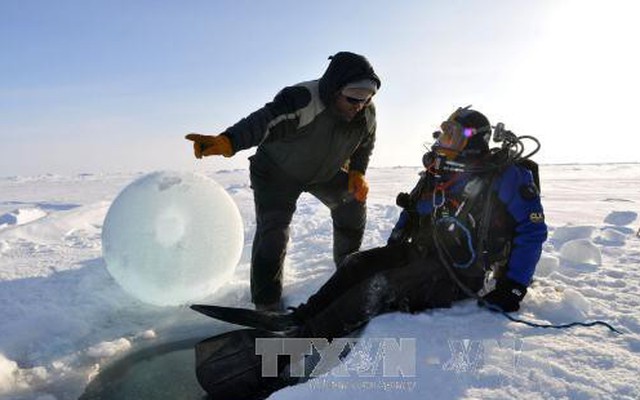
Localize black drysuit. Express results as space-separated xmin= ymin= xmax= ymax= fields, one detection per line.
xmin=293 ymin=163 xmax=548 ymax=339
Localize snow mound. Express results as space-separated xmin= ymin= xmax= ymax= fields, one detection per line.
xmin=0 ymin=353 xmax=19 ymax=395
xmin=596 ymin=228 xmax=627 ymax=246
xmin=0 ymin=208 xmax=47 ymax=229
xmin=530 ymin=287 xmax=591 ymax=321
xmin=551 ymin=225 xmax=594 ymax=247
xmin=86 ymin=338 xmax=132 ymax=359
xmin=603 ymin=211 xmax=637 ymax=226
xmin=562 ymin=288 xmax=591 ymax=316
xmin=535 ymin=254 xmax=560 ymax=277
xmin=136 ymin=330 xmax=157 ymax=340
xmin=0 ymin=354 xmax=52 ymax=398
xmin=559 ymin=239 xmax=602 ymax=266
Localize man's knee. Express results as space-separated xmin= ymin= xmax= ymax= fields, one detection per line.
xmin=256 ymin=207 xmax=295 ymax=231
xmin=338 ymin=250 xmax=364 ymax=269
xmin=332 ymin=200 xmax=366 ymax=230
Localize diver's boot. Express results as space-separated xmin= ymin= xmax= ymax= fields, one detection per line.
xmin=190 ymin=304 xmax=301 ymax=333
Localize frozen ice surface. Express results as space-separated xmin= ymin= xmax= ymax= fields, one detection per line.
xmin=603 ymin=211 xmax=637 ymax=226
xmin=101 ymin=171 xmax=243 ymax=306
xmin=3 ymin=164 xmax=640 ymax=399
xmin=559 ymin=238 xmax=602 ymax=266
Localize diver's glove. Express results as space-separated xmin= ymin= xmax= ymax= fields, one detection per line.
xmin=387 ymin=210 xmax=410 ymax=245
xmin=480 ymin=278 xmax=527 ymax=312
xmin=348 ymin=170 xmax=369 ymax=202
xmin=185 ymin=133 xmax=234 ymax=159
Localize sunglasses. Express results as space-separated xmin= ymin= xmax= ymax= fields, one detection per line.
xmin=343 ymin=95 xmax=371 ymax=105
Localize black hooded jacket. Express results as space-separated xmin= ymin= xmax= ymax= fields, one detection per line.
xmin=318 ymin=51 xmax=381 ymax=105
xmin=222 ymin=52 xmax=380 ymax=184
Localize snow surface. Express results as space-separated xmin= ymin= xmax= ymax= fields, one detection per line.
xmin=0 ymin=209 xmax=48 ymax=230
xmin=1 ymin=164 xmax=640 ymax=399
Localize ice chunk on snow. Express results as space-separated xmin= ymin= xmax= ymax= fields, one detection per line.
xmin=101 ymin=171 xmax=244 ymax=306
xmin=551 ymin=225 xmax=594 ymax=247
xmin=603 ymin=211 xmax=637 ymax=226
xmin=563 ymin=288 xmax=591 ymax=317
xmin=86 ymin=338 xmax=132 ymax=359
xmin=136 ymin=330 xmax=157 ymax=340
xmin=559 ymin=239 xmax=602 ymax=266
xmin=597 ymin=228 xmax=626 ymax=245
xmin=0 ymin=353 xmax=19 ymax=395
xmin=0 ymin=208 xmax=47 ymax=229
xmin=535 ymin=254 xmax=560 ymax=277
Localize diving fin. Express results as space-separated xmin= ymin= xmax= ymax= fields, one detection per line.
xmin=195 ymin=328 xmax=293 ymax=399
xmin=190 ymin=304 xmax=299 ymax=332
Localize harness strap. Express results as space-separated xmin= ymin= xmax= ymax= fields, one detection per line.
xmin=431 ymin=213 xmax=622 ymax=335
xmin=476 ymin=172 xmax=498 ymax=270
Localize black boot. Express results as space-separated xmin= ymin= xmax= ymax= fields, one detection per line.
xmin=251 ymin=309 xmax=300 ymax=333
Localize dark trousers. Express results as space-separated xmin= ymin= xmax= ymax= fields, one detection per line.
xmin=249 ymin=155 xmax=366 ymax=305
xmin=295 ymin=243 xmax=484 ymax=339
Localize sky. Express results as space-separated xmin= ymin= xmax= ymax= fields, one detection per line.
xmin=1 ymin=0 xmax=639 ymax=177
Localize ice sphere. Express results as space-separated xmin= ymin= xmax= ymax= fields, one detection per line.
xmin=102 ymin=171 xmax=243 ymax=306
xmin=559 ymin=238 xmax=602 ymax=266
xmin=535 ymin=254 xmax=560 ymax=277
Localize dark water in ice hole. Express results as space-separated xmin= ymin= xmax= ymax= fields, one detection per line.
xmin=79 ymin=337 xmax=208 ymax=400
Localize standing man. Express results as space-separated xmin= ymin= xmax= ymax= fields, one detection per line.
xmin=186 ymin=51 xmax=381 ymax=311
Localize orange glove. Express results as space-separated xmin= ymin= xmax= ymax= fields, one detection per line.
xmin=348 ymin=170 xmax=369 ymax=203
xmin=185 ymin=133 xmax=234 ymax=159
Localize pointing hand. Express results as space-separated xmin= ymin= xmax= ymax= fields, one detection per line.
xmin=185 ymin=134 xmax=234 ymax=159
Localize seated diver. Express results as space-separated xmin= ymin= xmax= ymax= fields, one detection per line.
xmin=193 ymin=106 xmax=548 ymax=340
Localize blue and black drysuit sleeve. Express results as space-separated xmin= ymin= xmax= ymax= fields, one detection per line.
xmin=494 ymin=164 xmax=548 ymax=286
